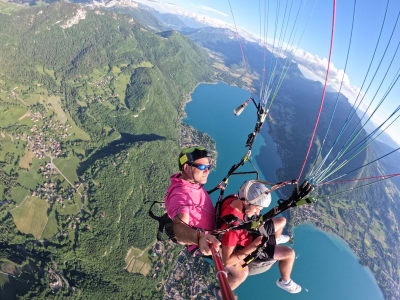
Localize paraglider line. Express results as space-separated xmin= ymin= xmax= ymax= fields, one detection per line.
xmin=227 ymin=0 xmax=251 ymax=87
xmin=309 ymin=0 xmax=357 ymax=178
xmin=297 ymin=0 xmax=336 ymax=182
xmin=318 ymin=173 xmax=400 ymax=186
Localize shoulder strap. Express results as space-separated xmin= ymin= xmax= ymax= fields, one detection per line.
xmin=216 ymin=194 xmax=243 ymax=228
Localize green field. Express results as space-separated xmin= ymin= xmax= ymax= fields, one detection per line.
xmin=112 ymin=72 xmax=130 ymax=104
xmin=54 ymin=156 xmax=80 ymax=183
xmin=10 ymin=186 xmax=29 ymax=204
xmin=67 ymin=117 xmax=91 ymax=141
xmin=125 ymin=246 xmax=151 ymax=275
xmin=47 ymin=96 xmax=68 ymax=123
xmin=19 ymin=147 xmax=35 ymax=169
xmin=0 ymin=105 xmax=27 ymax=127
xmin=41 ymin=209 xmax=58 ymax=239
xmin=17 ymin=169 xmax=42 ymax=190
xmin=11 ymin=196 xmax=49 ymax=239
xmin=0 ymin=138 xmax=25 ymax=175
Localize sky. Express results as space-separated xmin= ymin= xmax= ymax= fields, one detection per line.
xmin=136 ymin=0 xmax=400 ymax=146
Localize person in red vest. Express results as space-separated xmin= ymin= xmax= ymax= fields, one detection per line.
xmin=219 ymin=180 xmax=301 ymax=294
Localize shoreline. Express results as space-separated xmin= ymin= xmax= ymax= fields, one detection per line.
xmin=293 ymin=222 xmax=382 ymax=292
xmin=178 ymin=80 xmax=219 ymax=160
xmin=179 ymin=80 xmax=218 ymax=118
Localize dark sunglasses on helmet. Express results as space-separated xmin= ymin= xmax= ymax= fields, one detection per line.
xmin=188 ymin=162 xmax=212 ymax=171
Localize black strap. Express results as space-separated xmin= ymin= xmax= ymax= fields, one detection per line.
xmin=220 ymin=214 xmax=243 ymax=227
xmin=216 ymin=193 xmax=250 ymax=229
xmin=213 ymin=180 xmax=315 ymax=235
xmin=242 ymin=236 xmax=269 ymax=267
xmin=148 ymin=201 xmax=177 ymax=243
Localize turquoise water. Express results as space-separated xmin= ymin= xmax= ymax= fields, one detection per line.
xmin=184 ymin=82 xmax=384 ymax=300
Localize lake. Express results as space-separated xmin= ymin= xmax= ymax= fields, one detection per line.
xmin=184 ymin=82 xmax=384 ymax=300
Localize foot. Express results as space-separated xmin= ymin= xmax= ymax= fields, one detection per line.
xmin=276 ymin=234 xmax=290 ymax=244
xmin=276 ymin=279 xmax=302 ymax=293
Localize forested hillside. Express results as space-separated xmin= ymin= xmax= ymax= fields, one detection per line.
xmin=0 ymin=1 xmax=217 ymax=298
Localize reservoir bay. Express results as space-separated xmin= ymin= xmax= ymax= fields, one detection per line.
xmin=184 ymin=82 xmax=384 ymax=300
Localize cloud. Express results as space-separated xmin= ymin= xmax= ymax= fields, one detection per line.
xmin=289 ymin=48 xmax=400 ymax=145
xmin=199 ymin=5 xmax=229 ymax=17
xmin=290 ymin=48 xmax=361 ymax=102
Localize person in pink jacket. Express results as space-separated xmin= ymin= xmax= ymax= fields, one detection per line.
xmin=164 ymin=146 xmax=220 ymax=255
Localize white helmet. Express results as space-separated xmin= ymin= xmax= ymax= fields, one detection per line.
xmin=239 ymin=180 xmax=271 ymax=208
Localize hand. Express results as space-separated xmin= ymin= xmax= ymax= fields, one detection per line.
xmin=251 ymin=235 xmax=263 ymax=247
xmin=299 ymin=180 xmax=313 ymax=198
xmin=198 ymin=234 xmax=221 ymax=256
xmin=241 ymin=236 xmax=263 ymax=257
xmin=289 ymin=180 xmax=313 ymax=202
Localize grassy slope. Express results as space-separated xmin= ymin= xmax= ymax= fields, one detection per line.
xmin=11 ymin=196 xmax=49 ymax=239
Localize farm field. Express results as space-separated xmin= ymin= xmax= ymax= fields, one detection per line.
xmin=11 ymin=196 xmax=49 ymax=239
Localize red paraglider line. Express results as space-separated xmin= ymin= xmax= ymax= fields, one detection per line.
xmin=297 ymin=0 xmax=336 ymax=182
xmin=318 ymin=173 xmax=400 ymax=186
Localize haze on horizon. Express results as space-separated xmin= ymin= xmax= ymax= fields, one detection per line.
xmin=135 ymin=0 xmax=400 ymax=147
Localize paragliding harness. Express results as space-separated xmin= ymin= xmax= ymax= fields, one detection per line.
xmin=237 ymin=180 xmax=314 ymax=267
xmin=148 ymin=200 xmax=177 ymax=243
xmin=147 ymin=193 xmax=209 ymax=251
xmin=148 ymin=95 xmax=315 ymax=252
xmin=214 ymin=180 xmax=314 ymax=266
xmin=204 ymin=95 xmax=314 ymax=266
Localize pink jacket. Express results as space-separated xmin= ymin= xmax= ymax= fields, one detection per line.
xmin=164 ymin=173 xmax=215 ymax=231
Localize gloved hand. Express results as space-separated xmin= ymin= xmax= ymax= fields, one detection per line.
xmin=288 ymin=180 xmax=313 ymax=203
xmin=299 ymin=180 xmax=313 ymax=198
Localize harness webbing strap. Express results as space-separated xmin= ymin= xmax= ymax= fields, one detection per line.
xmin=148 ymin=201 xmax=177 ymax=242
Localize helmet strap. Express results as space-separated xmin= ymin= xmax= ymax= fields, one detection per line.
xmin=181 ymin=164 xmax=201 ymax=185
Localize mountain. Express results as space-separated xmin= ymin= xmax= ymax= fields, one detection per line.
xmin=149 ymin=9 xmax=207 ymax=31
xmin=0 ymin=1 xmax=218 ymax=299
xmin=357 ymin=110 xmax=400 ymax=150
xmin=185 ymin=27 xmax=264 ymax=71
xmin=372 ymin=140 xmax=400 ymax=188
xmin=375 ymin=130 xmax=399 ymax=150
